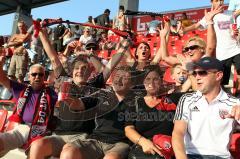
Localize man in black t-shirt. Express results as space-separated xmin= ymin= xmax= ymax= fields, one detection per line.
xmin=59 ymin=66 xmax=136 ymax=159
xmin=29 ymin=30 xmax=130 ymax=158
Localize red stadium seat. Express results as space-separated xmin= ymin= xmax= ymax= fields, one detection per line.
xmin=110 ymin=50 xmax=117 ymax=57
xmin=229 ymin=133 xmax=240 ymax=159
xmin=108 ymin=35 xmax=120 ymax=43
xmin=163 ymin=67 xmax=175 ymax=84
xmin=98 ymin=50 xmax=109 ymax=60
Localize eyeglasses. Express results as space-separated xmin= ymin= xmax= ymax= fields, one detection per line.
xmin=31 ymin=73 xmax=44 ymax=77
xmin=192 ymin=70 xmax=217 ymax=77
xmin=183 ymin=45 xmax=200 ymax=53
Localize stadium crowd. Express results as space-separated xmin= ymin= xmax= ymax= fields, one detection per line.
xmin=0 ymin=0 xmax=240 ymax=159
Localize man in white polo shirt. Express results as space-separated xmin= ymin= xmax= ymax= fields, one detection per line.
xmin=172 ymin=57 xmax=240 ymax=159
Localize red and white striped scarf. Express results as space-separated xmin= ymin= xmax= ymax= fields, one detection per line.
xmin=8 ymin=85 xmax=53 ymax=149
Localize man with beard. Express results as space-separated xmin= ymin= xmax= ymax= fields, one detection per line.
xmin=0 ymin=53 xmax=57 ymax=157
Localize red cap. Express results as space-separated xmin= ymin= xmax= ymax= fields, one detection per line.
xmin=153 ymin=134 xmax=174 ymax=159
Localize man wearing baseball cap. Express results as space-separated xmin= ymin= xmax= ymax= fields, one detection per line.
xmin=172 ymin=57 xmax=240 ymax=159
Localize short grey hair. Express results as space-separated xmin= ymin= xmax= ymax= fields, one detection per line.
xmin=29 ymin=64 xmax=45 ymax=74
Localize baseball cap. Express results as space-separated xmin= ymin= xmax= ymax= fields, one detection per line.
xmin=104 ymin=9 xmax=111 ymax=13
xmin=85 ymin=40 xmax=98 ymax=50
xmin=186 ymin=57 xmax=224 ymax=71
xmin=153 ymin=134 xmax=174 ymax=159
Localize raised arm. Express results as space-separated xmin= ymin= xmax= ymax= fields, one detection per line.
xmin=179 ymin=22 xmax=201 ymax=36
xmin=234 ymin=10 xmax=240 ymax=19
xmin=205 ymin=5 xmax=224 ymax=57
xmin=39 ymin=29 xmax=63 ymax=77
xmin=158 ymin=22 xmax=179 ymax=66
xmin=228 ymin=0 xmax=240 ymax=19
xmin=102 ymin=39 xmax=130 ymax=82
xmin=87 ymin=54 xmax=105 ymax=73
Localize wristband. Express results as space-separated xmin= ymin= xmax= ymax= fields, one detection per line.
xmin=136 ymin=136 xmax=142 ymax=145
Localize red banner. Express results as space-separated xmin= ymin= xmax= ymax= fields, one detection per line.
xmin=131 ymin=5 xmax=228 ymax=34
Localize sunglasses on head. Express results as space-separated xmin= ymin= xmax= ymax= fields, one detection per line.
xmin=192 ymin=70 xmax=217 ymax=77
xmin=31 ymin=73 xmax=44 ymax=77
xmin=183 ymin=45 xmax=200 ymax=53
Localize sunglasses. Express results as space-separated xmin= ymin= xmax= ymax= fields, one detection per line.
xmin=86 ymin=46 xmax=97 ymax=51
xmin=183 ymin=45 xmax=200 ymax=53
xmin=31 ymin=73 xmax=44 ymax=77
xmin=192 ymin=70 xmax=217 ymax=77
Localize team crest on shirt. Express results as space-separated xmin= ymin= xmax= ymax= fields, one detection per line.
xmin=219 ymin=109 xmax=229 ymax=119
xmin=163 ymin=141 xmax=172 ymax=149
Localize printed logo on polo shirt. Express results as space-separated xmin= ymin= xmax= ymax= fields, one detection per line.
xmin=164 ymin=141 xmax=172 ymax=149
xmin=219 ymin=109 xmax=229 ymax=119
xmin=191 ymin=106 xmax=200 ymax=112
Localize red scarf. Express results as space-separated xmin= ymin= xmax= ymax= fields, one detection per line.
xmin=8 ymin=85 xmax=53 ymax=149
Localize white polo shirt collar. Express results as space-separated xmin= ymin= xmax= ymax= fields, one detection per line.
xmin=195 ymin=88 xmax=229 ymax=104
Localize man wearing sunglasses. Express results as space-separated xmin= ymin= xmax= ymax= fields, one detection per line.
xmin=84 ymin=40 xmax=109 ymax=66
xmin=172 ymin=57 xmax=240 ymax=159
xmin=0 ymin=53 xmax=57 ymax=157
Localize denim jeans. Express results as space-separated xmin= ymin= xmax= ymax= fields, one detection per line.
xmin=187 ymin=154 xmax=227 ymax=159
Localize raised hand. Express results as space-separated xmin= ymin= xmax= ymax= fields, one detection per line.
xmin=118 ymin=39 xmax=131 ymax=52
xmin=204 ymin=4 xmax=224 ymax=22
xmin=159 ymin=21 xmax=170 ymax=38
xmin=67 ymin=41 xmax=79 ymax=51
